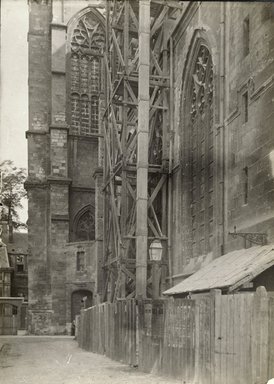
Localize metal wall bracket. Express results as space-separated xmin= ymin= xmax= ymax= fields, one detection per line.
xmin=228 ymin=226 xmax=267 ymax=246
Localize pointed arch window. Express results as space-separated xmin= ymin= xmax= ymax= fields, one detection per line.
xmin=188 ymin=44 xmax=214 ymax=258
xmin=74 ymin=208 xmax=95 ymax=242
xmin=69 ymin=12 xmax=104 ymax=136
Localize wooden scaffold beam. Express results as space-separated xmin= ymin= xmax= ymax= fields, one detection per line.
xmin=135 ymin=0 xmax=150 ymax=298
xmin=102 ymin=0 xmax=184 ymax=302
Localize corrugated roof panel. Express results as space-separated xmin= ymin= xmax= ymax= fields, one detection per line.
xmin=163 ymin=245 xmax=274 ymax=295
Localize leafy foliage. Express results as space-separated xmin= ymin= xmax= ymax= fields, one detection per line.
xmin=0 ymin=160 xmax=27 ymax=229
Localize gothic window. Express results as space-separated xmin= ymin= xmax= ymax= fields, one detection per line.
xmin=74 ymin=208 xmax=95 ymax=242
xmin=69 ymin=12 xmax=104 ymax=136
xmin=189 ymin=44 xmax=214 ymax=258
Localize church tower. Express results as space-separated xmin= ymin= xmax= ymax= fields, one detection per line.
xmin=26 ymin=0 xmax=104 ymax=334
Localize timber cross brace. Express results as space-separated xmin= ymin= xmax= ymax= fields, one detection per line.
xmin=102 ymin=0 xmax=184 ymax=302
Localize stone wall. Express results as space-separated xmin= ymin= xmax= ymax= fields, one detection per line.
xmin=172 ymin=2 xmax=222 ymax=280
xmin=171 ymin=2 xmax=274 ymax=282
xmin=225 ymin=2 xmax=274 ymax=252
xmin=68 ymin=137 xmax=98 ymax=240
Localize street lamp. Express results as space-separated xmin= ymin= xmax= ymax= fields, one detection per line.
xmin=149 ymin=240 xmax=163 ymax=299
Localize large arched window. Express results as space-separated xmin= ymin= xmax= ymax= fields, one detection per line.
xmin=69 ymin=11 xmax=104 ymax=136
xmin=73 ymin=206 xmax=95 ymax=242
xmin=187 ymin=44 xmax=214 ymax=258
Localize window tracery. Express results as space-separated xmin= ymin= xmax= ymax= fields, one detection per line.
xmin=74 ymin=209 xmax=95 ymax=242
xmin=69 ymin=12 xmax=104 ymax=136
xmin=188 ymin=44 xmax=214 ymax=258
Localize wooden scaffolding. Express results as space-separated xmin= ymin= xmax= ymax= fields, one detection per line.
xmin=102 ymin=0 xmax=184 ymax=301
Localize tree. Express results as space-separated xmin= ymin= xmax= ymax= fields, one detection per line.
xmin=0 ymin=160 xmax=27 ymax=242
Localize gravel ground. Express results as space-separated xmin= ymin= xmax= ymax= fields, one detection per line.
xmin=0 ymin=336 xmax=181 ymax=384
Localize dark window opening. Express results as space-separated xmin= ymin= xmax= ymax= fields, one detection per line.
xmin=242 ymin=91 xmax=248 ymax=123
xmin=76 ymin=251 xmax=86 ymax=272
xmin=17 ymin=264 xmax=24 ymax=273
xmin=243 ymin=166 xmax=249 ymax=205
xmin=243 ymin=16 xmax=250 ymax=56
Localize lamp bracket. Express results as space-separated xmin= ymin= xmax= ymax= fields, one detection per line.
xmin=228 ymin=226 xmax=267 ymax=246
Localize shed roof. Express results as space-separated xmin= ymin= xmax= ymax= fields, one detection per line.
xmin=163 ymin=245 xmax=274 ymax=295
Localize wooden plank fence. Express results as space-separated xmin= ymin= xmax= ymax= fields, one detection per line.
xmin=78 ymin=299 xmax=137 ymax=366
xmin=78 ymin=287 xmax=274 ymax=383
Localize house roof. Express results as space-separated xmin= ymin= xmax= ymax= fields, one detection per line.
xmin=6 ymin=232 xmax=28 ymax=254
xmin=0 ymin=242 xmax=10 ymax=268
xmin=163 ymin=245 xmax=274 ymax=296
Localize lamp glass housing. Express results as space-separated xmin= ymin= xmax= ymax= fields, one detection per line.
xmin=149 ymin=240 xmax=163 ymax=261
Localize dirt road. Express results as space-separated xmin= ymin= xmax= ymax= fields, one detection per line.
xmin=0 ymin=336 xmax=180 ymax=384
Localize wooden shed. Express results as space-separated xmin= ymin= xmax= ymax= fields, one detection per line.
xmin=164 ymin=245 xmax=274 ymax=296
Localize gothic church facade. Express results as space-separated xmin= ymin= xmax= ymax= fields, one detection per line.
xmin=26 ymin=1 xmax=274 ymax=333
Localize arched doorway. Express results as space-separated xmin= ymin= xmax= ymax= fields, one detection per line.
xmin=71 ymin=290 xmax=93 ymax=322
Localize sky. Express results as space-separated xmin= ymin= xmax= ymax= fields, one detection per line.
xmin=1 ymin=0 xmax=28 ymax=223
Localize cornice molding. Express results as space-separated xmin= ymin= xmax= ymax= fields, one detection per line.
xmin=49 ymin=124 xmax=69 ymax=131
xmin=51 ymin=214 xmax=69 ymax=222
xmin=25 ymin=130 xmax=48 ymax=138
xmin=24 ymin=180 xmax=48 ymax=190
xmin=71 ymin=186 xmax=95 ymax=193
xmin=68 ymin=133 xmax=101 ymax=142
xmin=47 ymin=176 xmax=72 ymax=185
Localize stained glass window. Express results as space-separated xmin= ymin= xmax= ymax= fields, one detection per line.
xmin=69 ymin=12 xmax=104 ymax=136
xmin=189 ymin=45 xmax=214 ymax=258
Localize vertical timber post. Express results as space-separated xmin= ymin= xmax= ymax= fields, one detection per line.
xmin=136 ymin=0 xmax=150 ymax=298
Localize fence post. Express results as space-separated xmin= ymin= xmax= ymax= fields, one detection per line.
xmin=75 ymin=314 xmax=80 ymax=340
xmin=252 ymin=286 xmax=269 ymax=384
xmin=212 ymin=289 xmax=221 ymax=384
xmin=268 ymin=295 xmax=274 ymax=378
xmin=136 ymin=299 xmax=141 ymax=367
